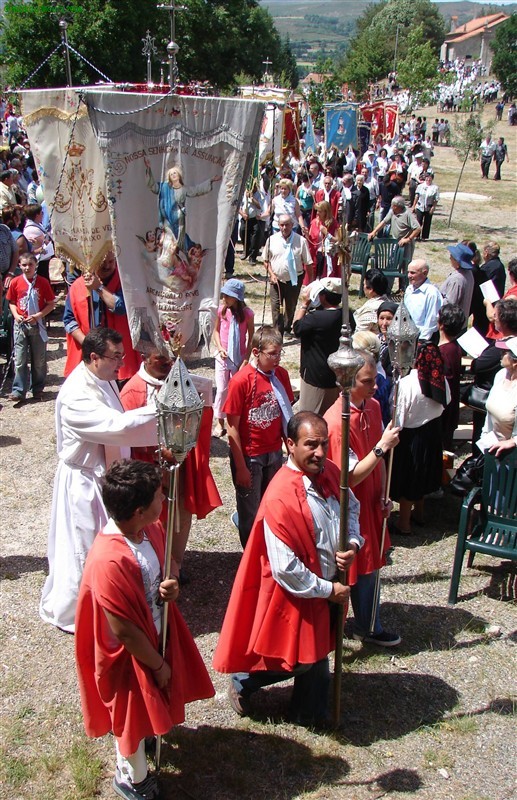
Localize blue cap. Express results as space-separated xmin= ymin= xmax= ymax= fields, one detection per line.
xmin=221 ymin=278 xmax=245 ymax=301
xmin=447 ymin=243 xmax=474 ymax=269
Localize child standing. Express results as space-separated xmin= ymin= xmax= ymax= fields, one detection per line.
xmin=212 ymin=278 xmax=254 ymax=437
xmin=6 ymin=252 xmax=54 ymax=402
xmin=224 ymin=325 xmax=294 ymax=548
xmin=75 ymin=460 xmax=214 ymax=800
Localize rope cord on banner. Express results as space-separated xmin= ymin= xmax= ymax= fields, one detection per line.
xmin=47 ymin=93 xmax=84 ymax=229
xmin=83 ymin=90 xmax=174 ymax=116
xmin=18 ymin=44 xmax=63 ymax=90
xmin=65 ymin=43 xmax=113 ymax=84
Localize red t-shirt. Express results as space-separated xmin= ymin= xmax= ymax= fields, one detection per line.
xmin=223 ymin=363 xmax=294 ymax=457
xmin=6 ymin=274 xmax=54 ymax=317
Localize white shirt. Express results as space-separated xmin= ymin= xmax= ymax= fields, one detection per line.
xmin=404 ymin=279 xmax=443 ymax=341
xmin=263 ymin=458 xmax=363 ymax=599
xmin=263 ymin=230 xmax=312 ymax=283
xmin=395 ymin=369 xmax=450 ymax=429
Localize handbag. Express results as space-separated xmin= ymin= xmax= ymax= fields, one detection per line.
xmin=460 ymin=383 xmax=489 ymax=411
xmin=450 ymin=453 xmax=485 ymax=496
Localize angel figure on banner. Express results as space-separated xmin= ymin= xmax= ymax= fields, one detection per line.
xmin=143 ymin=157 xmax=221 ymax=255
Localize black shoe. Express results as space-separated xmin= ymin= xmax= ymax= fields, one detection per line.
xmin=353 ymin=630 xmax=401 ymax=647
xmin=113 ymin=772 xmax=161 ymax=799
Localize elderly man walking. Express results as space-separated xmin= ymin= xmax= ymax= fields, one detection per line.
xmin=404 ymin=259 xmax=443 ymax=343
xmin=368 ymin=196 xmax=421 ymax=267
xmin=263 ymin=214 xmax=313 ymax=336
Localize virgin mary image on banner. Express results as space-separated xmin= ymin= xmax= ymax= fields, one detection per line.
xmin=143 ymin=157 xmax=221 ymax=293
xmin=86 ymin=92 xmax=265 ymax=354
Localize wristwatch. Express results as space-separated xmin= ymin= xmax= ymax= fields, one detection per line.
xmin=372 ymin=445 xmax=384 ymax=458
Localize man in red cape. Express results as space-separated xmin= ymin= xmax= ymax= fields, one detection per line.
xmin=213 ymin=411 xmax=362 ymax=727
xmin=325 ymin=351 xmax=401 ymax=646
xmin=63 ymin=249 xmax=141 ymax=380
xmin=120 ymin=348 xmax=222 ymax=575
xmin=75 ymin=459 xmax=214 ymax=800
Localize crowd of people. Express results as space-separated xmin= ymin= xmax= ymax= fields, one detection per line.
xmin=1 ymin=94 xmax=515 ymax=800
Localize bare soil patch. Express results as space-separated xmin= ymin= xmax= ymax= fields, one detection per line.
xmin=0 ymin=103 xmax=516 ymax=800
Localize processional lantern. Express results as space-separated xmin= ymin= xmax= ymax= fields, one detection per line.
xmin=156 ymin=355 xmax=204 ymax=464
xmin=387 ymin=300 xmax=419 ymax=377
xmin=367 ymin=299 xmax=419 ymax=637
xmin=327 ymin=225 xmax=364 ymax=730
xmin=154 ymin=351 xmax=203 ymax=772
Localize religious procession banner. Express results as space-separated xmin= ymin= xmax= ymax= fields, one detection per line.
xmin=303 ymin=111 xmax=317 ymax=154
xmin=282 ymin=102 xmax=300 ymax=160
xmin=324 ymin=103 xmax=358 ymax=151
xmin=258 ymin=102 xmax=284 ymax=167
xmin=360 ymin=101 xmax=399 ymax=140
xmin=20 ymin=88 xmax=112 ymax=271
xmin=85 ymin=91 xmax=265 ymax=354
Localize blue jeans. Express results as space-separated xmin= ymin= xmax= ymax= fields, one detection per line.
xmin=230 ymin=449 xmax=283 ymax=548
xmin=12 ymin=322 xmax=47 ymax=398
xmin=232 ymin=657 xmax=330 ymax=724
xmin=350 ymin=571 xmax=382 ymax=636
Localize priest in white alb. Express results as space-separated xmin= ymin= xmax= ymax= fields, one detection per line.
xmin=40 ymin=328 xmax=158 ymax=633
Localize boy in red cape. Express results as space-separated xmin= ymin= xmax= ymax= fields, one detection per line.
xmin=75 ymin=460 xmax=214 ymax=800
xmin=213 ymin=411 xmax=362 ymax=727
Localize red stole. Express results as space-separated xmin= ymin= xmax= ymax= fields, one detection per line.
xmin=75 ymin=522 xmax=214 ymax=757
xmin=213 ymin=463 xmax=341 ymax=675
xmin=64 ymin=271 xmax=142 ymax=379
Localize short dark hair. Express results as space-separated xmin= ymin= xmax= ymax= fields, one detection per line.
xmin=81 ymin=327 xmax=122 ymax=362
xmin=320 ymin=288 xmax=341 ymax=306
xmin=438 ymin=303 xmax=466 ymax=338
xmin=101 ymin=460 xmax=161 ymax=522
xmin=364 ymin=269 xmax=389 ymax=296
xmin=23 ymin=203 xmax=42 ymax=221
xmin=287 ymin=410 xmax=327 ymax=443
xmin=507 ymin=258 xmax=517 ymax=283
xmin=0 ymin=170 xmax=12 ymax=182
xmin=496 ymin=298 xmax=517 ymax=334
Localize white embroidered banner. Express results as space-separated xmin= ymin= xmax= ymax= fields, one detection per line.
xmin=20 ymin=88 xmax=112 ymax=271
xmin=85 ymin=91 xmax=264 ymax=354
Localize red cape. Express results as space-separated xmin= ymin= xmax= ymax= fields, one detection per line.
xmin=64 ymin=271 xmax=142 ymax=380
xmin=120 ymin=373 xmax=222 ymax=519
xmin=325 ymin=396 xmax=390 ymax=581
xmin=75 ymin=522 xmax=214 ymax=757
xmin=213 ymin=463 xmax=341 ymax=675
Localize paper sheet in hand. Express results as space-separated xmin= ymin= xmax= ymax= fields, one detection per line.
xmin=476 ymin=430 xmax=499 ymax=453
xmin=479 ymin=280 xmax=500 ymax=304
xmin=457 ymin=327 xmax=489 ymax=358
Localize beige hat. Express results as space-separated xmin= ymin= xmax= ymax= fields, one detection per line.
xmin=320 ymin=277 xmax=342 ymax=294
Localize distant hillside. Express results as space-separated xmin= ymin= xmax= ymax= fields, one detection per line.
xmin=260 ymin=0 xmax=516 ymax=65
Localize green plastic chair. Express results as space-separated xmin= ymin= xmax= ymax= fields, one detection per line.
xmin=371 ymin=238 xmax=408 ymax=293
xmin=448 ymin=449 xmax=517 ymax=605
xmin=349 ymin=233 xmax=372 ymax=297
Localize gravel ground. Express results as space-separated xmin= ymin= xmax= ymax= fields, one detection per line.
xmin=1 ymin=117 xmax=516 ymax=800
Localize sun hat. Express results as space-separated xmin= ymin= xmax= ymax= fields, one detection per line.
xmin=495 ymin=336 xmax=517 ymax=358
xmin=221 ymin=278 xmax=245 ymax=302
xmin=447 ymin=243 xmax=474 ymax=270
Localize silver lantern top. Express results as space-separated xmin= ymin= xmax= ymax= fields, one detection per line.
xmin=156 ymin=356 xmax=204 ymax=464
xmin=387 ymin=300 xmax=419 ymax=377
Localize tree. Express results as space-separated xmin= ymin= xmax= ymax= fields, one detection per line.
xmin=395 ymin=24 xmax=439 ymax=106
xmin=490 ymin=14 xmax=517 ymax=96
xmin=1 ymin=0 xmax=296 ymax=91
xmin=338 ymin=0 xmax=446 ymax=95
xmin=448 ymin=114 xmax=491 ymax=227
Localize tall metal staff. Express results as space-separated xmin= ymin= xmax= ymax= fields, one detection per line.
xmin=154 ymin=351 xmax=204 ymax=771
xmin=327 ymin=220 xmax=364 ymax=729
xmin=369 ymin=301 xmax=419 ymax=634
